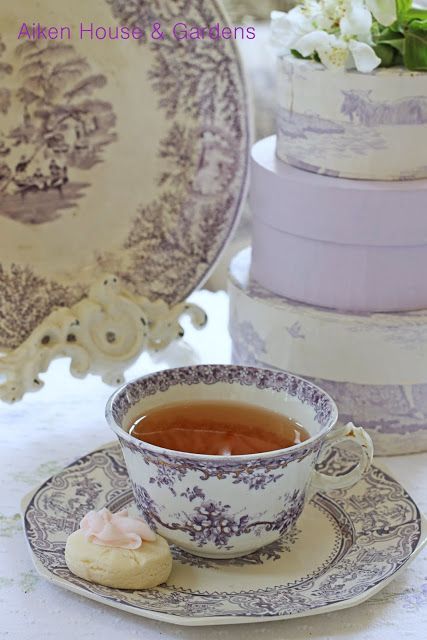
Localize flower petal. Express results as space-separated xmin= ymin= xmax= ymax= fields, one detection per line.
xmin=295 ymin=31 xmax=350 ymax=70
xmin=270 ymin=7 xmax=315 ymax=54
xmin=340 ymin=5 xmax=372 ymax=37
xmin=366 ymin=0 xmax=397 ymax=26
xmin=318 ymin=39 xmax=350 ymax=70
xmin=349 ymin=39 xmax=382 ymax=72
xmin=293 ymin=30 xmax=332 ymax=57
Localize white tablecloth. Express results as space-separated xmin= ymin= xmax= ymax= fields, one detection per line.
xmin=1 ymin=290 xmax=426 ymax=639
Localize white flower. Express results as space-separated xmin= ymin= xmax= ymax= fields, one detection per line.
xmin=322 ymin=0 xmax=340 ymax=13
xmin=294 ymin=29 xmax=381 ymax=72
xmin=270 ymin=0 xmax=390 ymax=72
xmin=270 ymin=8 xmax=314 ymax=55
xmin=313 ymin=0 xmax=336 ymax=30
xmin=340 ymin=0 xmax=373 ymax=39
xmin=294 ymin=31 xmax=349 ymax=69
xmin=366 ymin=0 xmax=397 ymax=26
xmin=348 ymin=39 xmax=382 ymax=71
xmin=294 ymin=29 xmax=330 ymax=56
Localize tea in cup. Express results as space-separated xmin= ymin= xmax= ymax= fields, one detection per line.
xmin=106 ymin=365 xmax=373 ymax=559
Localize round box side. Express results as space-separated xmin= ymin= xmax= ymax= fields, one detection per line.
xmin=276 ymin=56 xmax=427 ymax=181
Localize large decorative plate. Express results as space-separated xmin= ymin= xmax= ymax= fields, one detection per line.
xmin=0 ymin=1 xmax=250 ymax=350
xmin=22 ymin=442 xmax=427 ymax=626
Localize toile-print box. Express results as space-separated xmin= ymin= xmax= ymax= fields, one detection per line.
xmin=229 ymin=248 xmax=427 ymax=456
xmin=276 ymin=56 xmax=427 ymax=181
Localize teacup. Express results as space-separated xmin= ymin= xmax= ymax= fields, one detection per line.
xmin=106 ymin=365 xmax=373 ymax=559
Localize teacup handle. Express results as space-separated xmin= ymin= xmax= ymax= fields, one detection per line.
xmin=308 ymin=422 xmax=373 ymax=499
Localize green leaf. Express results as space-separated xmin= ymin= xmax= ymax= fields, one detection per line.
xmin=404 ymin=20 xmax=427 ymax=70
xmin=377 ymin=36 xmax=406 ymax=54
xmin=374 ymin=23 xmax=406 ymax=56
xmin=410 ymin=18 xmax=427 ymax=28
xmin=396 ymin=0 xmax=413 ymax=22
xmin=374 ymin=43 xmax=399 ymax=66
xmin=406 ymin=8 xmax=427 ymax=22
xmin=290 ymin=49 xmax=321 ymax=64
xmin=377 ymin=25 xmax=405 ymax=39
xmin=290 ymin=48 xmax=305 ymax=59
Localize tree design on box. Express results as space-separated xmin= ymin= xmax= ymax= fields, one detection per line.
xmin=0 ymin=36 xmax=116 ymax=224
xmin=341 ymin=90 xmax=427 ymax=127
xmin=231 ymin=320 xmax=267 ymax=366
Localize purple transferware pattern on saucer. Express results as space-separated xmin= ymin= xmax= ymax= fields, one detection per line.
xmin=22 ymin=442 xmax=426 ymax=626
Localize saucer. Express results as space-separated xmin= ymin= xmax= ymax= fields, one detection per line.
xmin=22 ymin=442 xmax=426 ymax=626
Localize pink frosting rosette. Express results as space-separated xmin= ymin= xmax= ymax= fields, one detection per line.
xmin=79 ymin=508 xmax=156 ymax=549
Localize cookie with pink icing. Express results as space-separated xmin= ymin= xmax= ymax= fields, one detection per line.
xmin=65 ymin=508 xmax=172 ymax=589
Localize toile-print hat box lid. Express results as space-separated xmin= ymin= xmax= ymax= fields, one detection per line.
xmin=228 ymin=247 xmax=427 ymax=456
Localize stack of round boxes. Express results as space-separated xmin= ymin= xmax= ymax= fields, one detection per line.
xmin=228 ymin=56 xmax=427 ymax=455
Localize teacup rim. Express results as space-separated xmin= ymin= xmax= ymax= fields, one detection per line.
xmin=105 ymin=364 xmax=339 ymax=461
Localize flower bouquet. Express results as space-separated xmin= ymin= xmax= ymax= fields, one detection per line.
xmin=271 ymin=0 xmax=427 ymax=71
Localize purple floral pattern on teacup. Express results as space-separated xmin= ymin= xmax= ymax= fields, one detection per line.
xmin=184 ymin=500 xmax=248 ymax=548
xmin=109 ymin=365 xmax=335 ymax=429
xmin=118 ymin=434 xmax=322 ymax=487
xmin=173 ymin=526 xmax=302 ymax=569
xmin=131 ymin=478 xmax=306 ymax=550
xmin=180 ymin=486 xmax=206 ymax=502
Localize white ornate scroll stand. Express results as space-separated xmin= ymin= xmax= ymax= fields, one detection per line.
xmin=0 ymin=275 xmax=207 ymax=404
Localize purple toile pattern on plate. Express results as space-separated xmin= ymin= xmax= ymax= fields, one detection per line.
xmin=0 ymin=0 xmax=249 ymax=349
